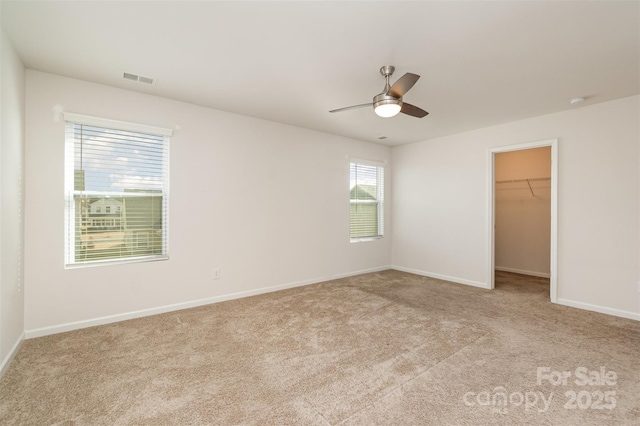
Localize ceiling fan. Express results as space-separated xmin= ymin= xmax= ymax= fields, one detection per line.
xmin=330 ymin=66 xmax=429 ymax=118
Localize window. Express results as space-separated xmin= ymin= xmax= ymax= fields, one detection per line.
xmin=64 ymin=113 xmax=172 ymax=266
xmin=350 ymin=160 xmax=384 ymax=240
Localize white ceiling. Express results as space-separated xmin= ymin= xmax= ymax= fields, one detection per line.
xmin=2 ymin=1 xmax=638 ymax=146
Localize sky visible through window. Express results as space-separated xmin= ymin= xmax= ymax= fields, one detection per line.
xmin=74 ymin=125 xmax=164 ymax=193
xmin=350 ymin=163 xmax=378 ymax=192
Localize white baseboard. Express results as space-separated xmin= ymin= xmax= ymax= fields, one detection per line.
xmin=495 ymin=266 xmax=550 ymax=279
xmin=391 ymin=265 xmax=489 ymax=289
xmin=24 ymin=265 xmax=392 ymax=339
xmin=391 ymin=266 xmax=638 ymax=321
xmin=556 ymin=298 xmax=640 ymax=321
xmin=0 ymin=332 xmax=25 ymax=378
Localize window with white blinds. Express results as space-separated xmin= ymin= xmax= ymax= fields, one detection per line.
xmin=63 ymin=113 xmax=171 ymax=267
xmin=350 ymin=161 xmax=384 ymax=240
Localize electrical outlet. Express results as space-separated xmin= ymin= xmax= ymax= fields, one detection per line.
xmin=213 ymin=269 xmax=221 ymax=280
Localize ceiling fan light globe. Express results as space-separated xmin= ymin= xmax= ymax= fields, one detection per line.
xmin=374 ymin=103 xmax=401 ymax=118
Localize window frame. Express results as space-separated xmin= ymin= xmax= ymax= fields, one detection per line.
xmin=63 ymin=112 xmax=172 ymax=268
xmin=349 ymin=158 xmax=385 ymax=243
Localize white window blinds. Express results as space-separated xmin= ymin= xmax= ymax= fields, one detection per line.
xmin=63 ymin=113 xmax=171 ymax=266
xmin=350 ymin=161 xmax=384 ymax=240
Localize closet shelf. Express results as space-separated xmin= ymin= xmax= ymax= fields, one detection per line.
xmin=495 ymin=177 xmax=550 ymax=197
xmin=495 ymin=177 xmax=550 ymax=184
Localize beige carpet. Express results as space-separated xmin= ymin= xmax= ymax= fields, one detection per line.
xmin=1 ymin=270 xmax=638 ymax=425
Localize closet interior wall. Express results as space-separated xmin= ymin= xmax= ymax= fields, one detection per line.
xmin=495 ymin=147 xmax=552 ymax=278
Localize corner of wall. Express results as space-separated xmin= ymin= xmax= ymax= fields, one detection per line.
xmin=0 ymin=26 xmax=27 ymax=375
xmin=0 ymin=332 xmax=24 ymax=378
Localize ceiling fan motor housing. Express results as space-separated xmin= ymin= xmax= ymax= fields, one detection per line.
xmin=373 ymin=93 xmax=402 ymax=109
xmin=373 ymin=93 xmax=402 ymax=117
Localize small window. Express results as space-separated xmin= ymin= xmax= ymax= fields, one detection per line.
xmin=64 ymin=113 xmax=172 ymax=267
xmin=350 ymin=161 xmax=384 ymax=241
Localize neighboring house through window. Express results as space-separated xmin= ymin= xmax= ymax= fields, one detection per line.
xmin=63 ymin=113 xmax=172 ymax=266
xmin=350 ymin=160 xmax=384 ymax=241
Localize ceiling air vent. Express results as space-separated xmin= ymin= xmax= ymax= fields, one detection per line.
xmin=122 ymin=72 xmax=156 ymax=85
xmin=138 ymin=76 xmax=155 ymax=85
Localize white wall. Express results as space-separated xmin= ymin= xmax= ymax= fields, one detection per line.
xmin=0 ymin=28 xmax=25 ymax=372
xmin=24 ymin=71 xmax=392 ymax=335
xmin=495 ymin=147 xmax=551 ymax=277
xmin=18 ymin=70 xmax=640 ymax=337
xmin=392 ymin=95 xmax=640 ymax=319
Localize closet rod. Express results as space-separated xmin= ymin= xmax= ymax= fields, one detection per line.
xmin=495 ymin=177 xmax=551 ymax=184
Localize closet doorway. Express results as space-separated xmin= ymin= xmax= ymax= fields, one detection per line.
xmin=487 ymin=139 xmax=558 ymax=302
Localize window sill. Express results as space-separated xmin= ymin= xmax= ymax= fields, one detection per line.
xmin=65 ymin=255 xmax=169 ymax=269
xmin=350 ymin=236 xmax=384 ymax=243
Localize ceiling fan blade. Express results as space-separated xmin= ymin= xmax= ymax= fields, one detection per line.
xmin=387 ymin=73 xmax=420 ymax=98
xmin=401 ymin=102 xmax=429 ymax=118
xmin=329 ymin=103 xmax=373 ymax=113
